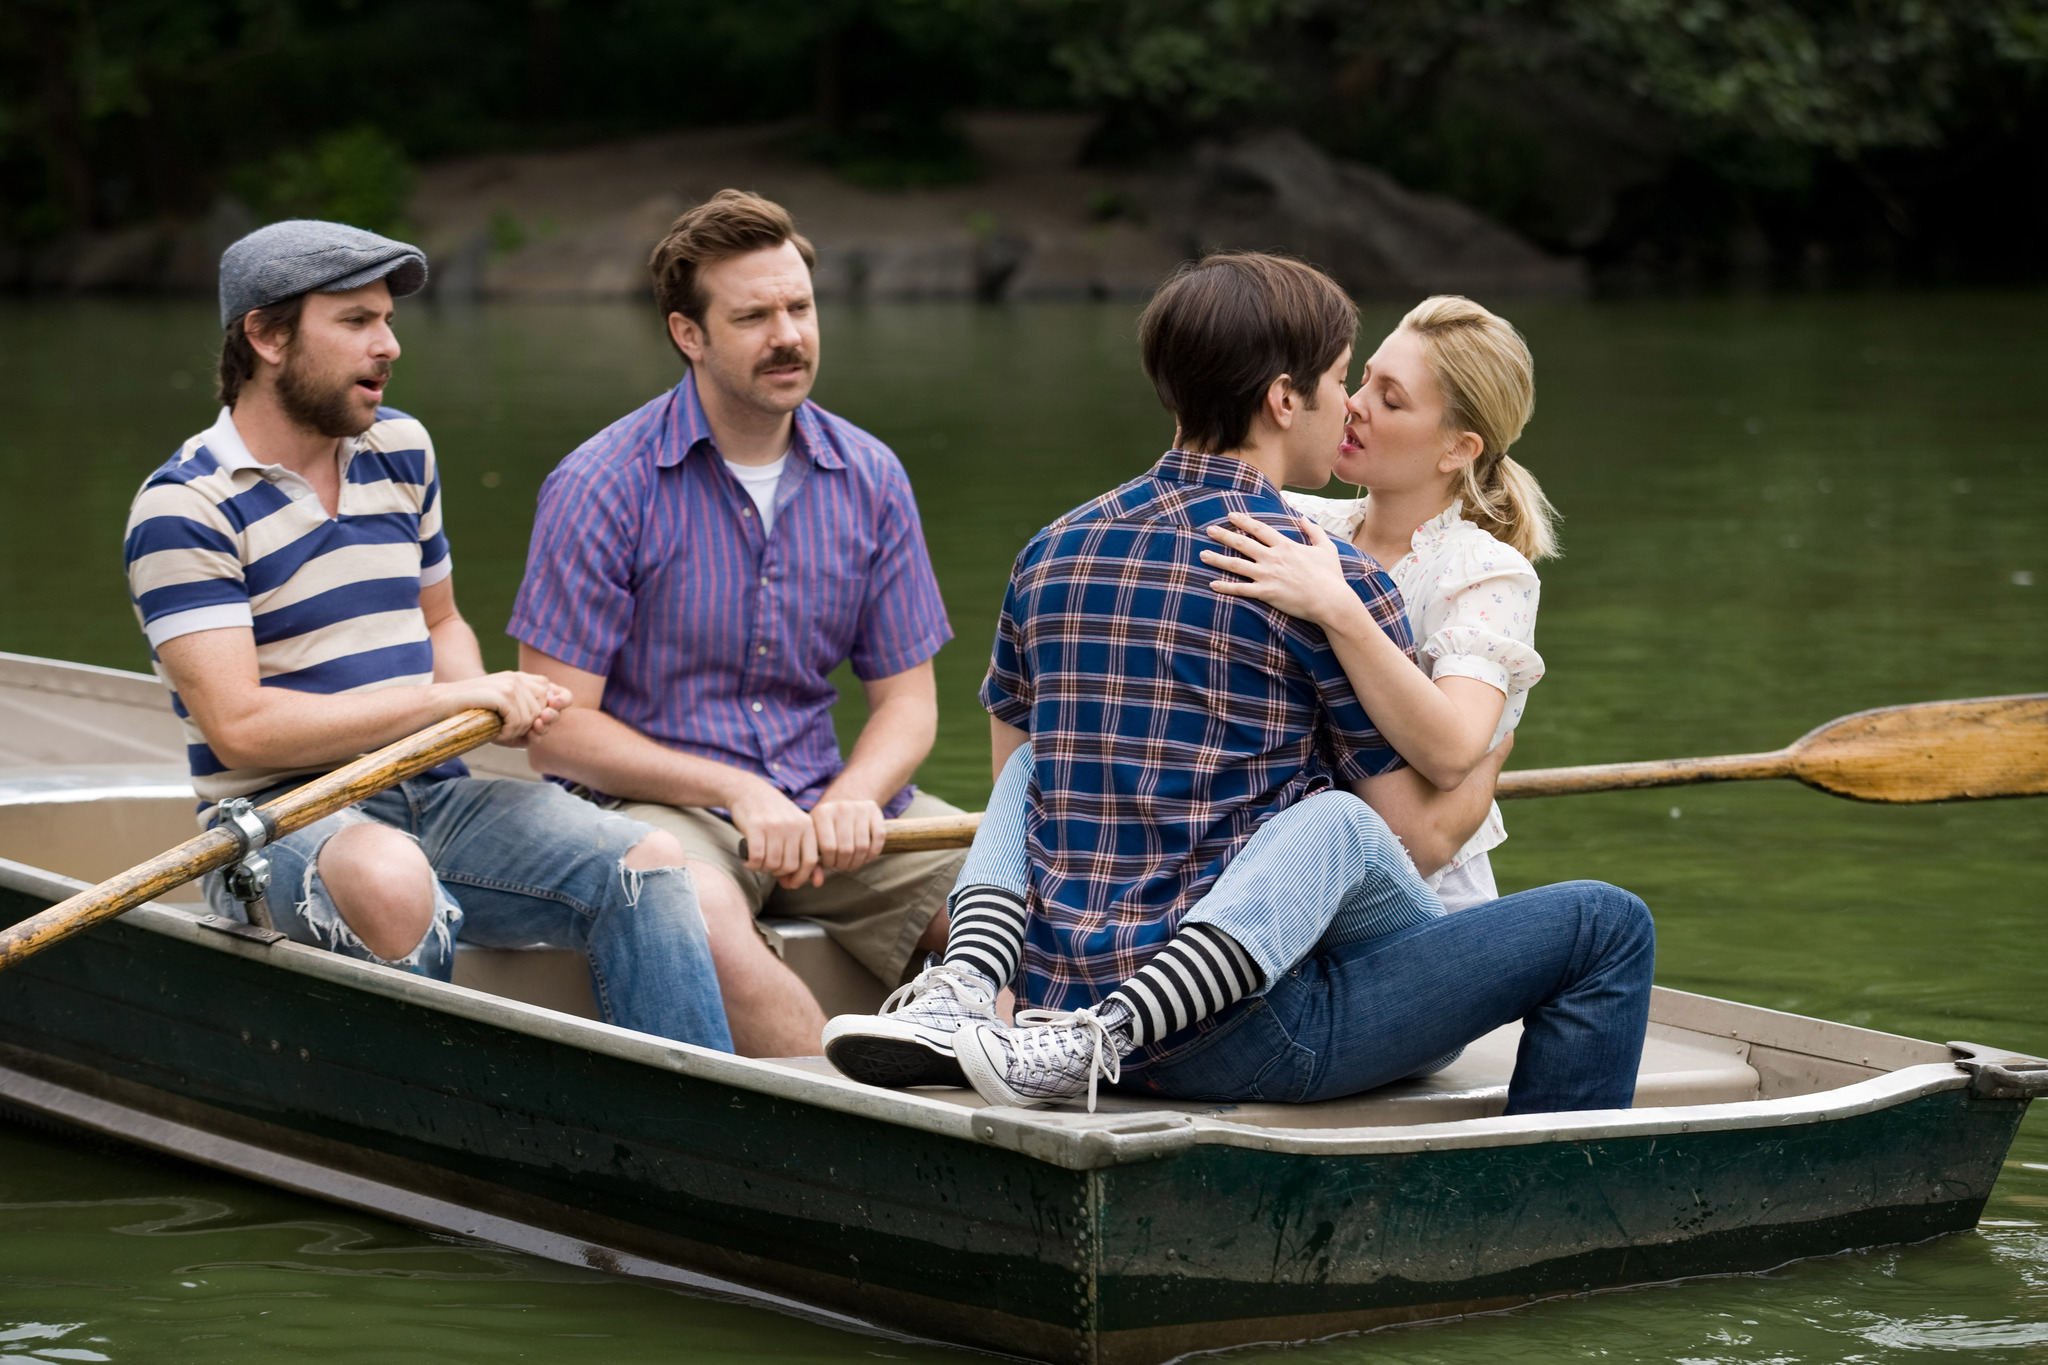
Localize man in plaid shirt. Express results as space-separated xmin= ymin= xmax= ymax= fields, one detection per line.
xmin=977 ymin=445 xmax=1430 ymax=1006
xmin=826 ymin=254 xmax=1654 ymax=1113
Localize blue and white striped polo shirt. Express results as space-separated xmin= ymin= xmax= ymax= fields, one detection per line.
xmin=123 ymin=406 xmax=454 ymax=817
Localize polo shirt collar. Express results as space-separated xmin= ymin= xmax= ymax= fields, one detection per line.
xmin=1154 ymin=448 xmax=1283 ymax=501
xmin=199 ymin=406 xmax=361 ymax=478
xmin=662 ymin=371 xmax=844 ymax=471
xmin=200 ymin=407 xmax=264 ymax=474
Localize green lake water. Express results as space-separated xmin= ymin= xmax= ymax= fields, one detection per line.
xmin=0 ymin=294 xmax=2043 ymax=1361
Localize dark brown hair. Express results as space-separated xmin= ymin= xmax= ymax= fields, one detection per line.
xmin=1138 ymin=252 xmax=1358 ymax=454
xmin=649 ymin=189 xmax=817 ymax=341
xmin=216 ymin=295 xmax=307 ymax=407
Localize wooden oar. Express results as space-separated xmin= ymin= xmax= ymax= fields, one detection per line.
xmin=18 ymin=693 xmax=2034 ymax=965
xmin=0 ymin=708 xmax=503 ymax=972
xmin=1496 ymin=693 xmax=2048 ymax=801
xmin=783 ymin=693 xmax=2048 ymax=857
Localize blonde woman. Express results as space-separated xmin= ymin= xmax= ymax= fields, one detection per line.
xmin=1204 ymin=294 xmax=1555 ymax=911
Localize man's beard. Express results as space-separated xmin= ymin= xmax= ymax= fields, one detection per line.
xmin=277 ymin=350 xmax=386 ymax=439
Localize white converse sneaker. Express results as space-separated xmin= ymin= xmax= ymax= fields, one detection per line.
xmin=954 ymin=1006 xmax=1135 ymax=1112
xmin=822 ymin=962 xmax=1001 ymax=1089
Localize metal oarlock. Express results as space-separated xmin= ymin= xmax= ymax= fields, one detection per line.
xmin=217 ymin=797 xmax=279 ymax=933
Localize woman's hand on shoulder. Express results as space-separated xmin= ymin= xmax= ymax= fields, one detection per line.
xmin=1201 ymin=511 xmax=1359 ymax=626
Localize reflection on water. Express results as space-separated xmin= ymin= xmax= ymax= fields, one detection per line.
xmin=3 ymin=1120 xmax=2043 ymax=1364
xmin=0 ymin=296 xmax=2043 ymax=1360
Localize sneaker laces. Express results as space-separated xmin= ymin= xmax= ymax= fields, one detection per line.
xmin=1007 ymin=1006 xmax=1127 ymax=1112
xmin=879 ymin=961 xmax=996 ymax=1017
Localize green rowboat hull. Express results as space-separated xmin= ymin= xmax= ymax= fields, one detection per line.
xmin=0 ymin=871 xmax=2033 ymax=1364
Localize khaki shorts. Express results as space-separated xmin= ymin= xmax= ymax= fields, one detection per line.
xmin=615 ymin=790 xmax=967 ymax=987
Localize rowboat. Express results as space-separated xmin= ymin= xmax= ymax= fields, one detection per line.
xmin=1 ymin=649 xmax=2042 ymax=1364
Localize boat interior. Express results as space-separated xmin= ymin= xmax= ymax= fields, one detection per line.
xmin=0 ymin=650 xmax=1961 ymax=1132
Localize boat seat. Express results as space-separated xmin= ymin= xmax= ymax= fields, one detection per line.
xmin=0 ymin=764 xmax=204 ymax=903
xmin=766 ymin=1019 xmax=1761 ymax=1126
xmin=452 ymin=918 xmax=890 ymax=1021
xmin=1113 ymin=1020 xmax=1761 ymax=1126
xmin=456 ymin=933 xmax=1764 ymax=1124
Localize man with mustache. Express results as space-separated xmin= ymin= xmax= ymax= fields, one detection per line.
xmin=511 ymin=191 xmax=963 ymax=1057
xmin=122 ymin=220 xmax=732 ymax=1051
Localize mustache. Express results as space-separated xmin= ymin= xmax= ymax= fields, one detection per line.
xmin=756 ymin=346 xmax=811 ymax=375
xmin=357 ymin=359 xmax=392 ymax=384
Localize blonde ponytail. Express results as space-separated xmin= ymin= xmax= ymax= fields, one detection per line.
xmin=1401 ymin=295 xmax=1561 ymax=561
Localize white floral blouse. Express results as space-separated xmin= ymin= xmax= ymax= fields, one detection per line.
xmin=1281 ymin=494 xmax=1544 ymax=889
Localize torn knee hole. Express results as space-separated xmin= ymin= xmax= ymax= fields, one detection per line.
xmin=622 ymin=830 xmax=685 ymax=869
xmin=617 ymin=857 xmax=690 ymax=907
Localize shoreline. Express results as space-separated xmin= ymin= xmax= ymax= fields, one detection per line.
xmin=10 ymin=116 xmax=1583 ymax=305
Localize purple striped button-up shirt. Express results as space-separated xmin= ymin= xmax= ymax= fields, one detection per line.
xmin=509 ymin=374 xmax=953 ymax=815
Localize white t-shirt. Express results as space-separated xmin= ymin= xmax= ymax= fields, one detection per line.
xmin=724 ymin=455 xmax=788 ymax=534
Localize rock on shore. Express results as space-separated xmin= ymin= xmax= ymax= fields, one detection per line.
xmin=13 ymin=115 xmax=1583 ymax=303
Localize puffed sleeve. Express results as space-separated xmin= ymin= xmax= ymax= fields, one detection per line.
xmin=1417 ymin=536 xmax=1544 ymax=698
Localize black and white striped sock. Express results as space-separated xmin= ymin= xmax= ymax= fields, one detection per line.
xmin=942 ymin=885 xmax=1028 ymax=988
xmin=1105 ymin=923 xmax=1264 ymax=1047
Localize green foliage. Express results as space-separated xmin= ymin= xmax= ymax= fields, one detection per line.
xmin=1036 ymin=0 xmax=2048 ymax=166
xmin=488 ymin=207 xmax=527 ymax=255
xmin=1031 ymin=0 xmax=1317 ymax=121
xmin=1563 ymin=0 xmax=2048 ymax=155
xmin=4 ymin=0 xmax=2048 ymax=280
xmin=1262 ymin=0 xmax=2048 ymax=269
xmin=0 ymin=0 xmax=293 ymax=239
xmin=237 ymin=127 xmax=415 ymax=236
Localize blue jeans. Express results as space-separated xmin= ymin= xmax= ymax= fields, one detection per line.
xmin=1120 ymin=880 xmax=1655 ymax=1113
xmin=204 ymin=775 xmax=733 ymax=1051
xmin=952 ymin=740 xmax=1036 ymax=900
xmin=958 ymin=743 xmax=1444 ymax=990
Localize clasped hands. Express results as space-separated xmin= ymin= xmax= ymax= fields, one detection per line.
xmin=730 ymin=780 xmax=887 ymax=889
xmin=445 ymin=671 xmax=575 ymax=746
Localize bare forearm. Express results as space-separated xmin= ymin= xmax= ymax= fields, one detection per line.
xmin=524 ymin=707 xmax=765 ymax=807
xmin=429 ymin=613 xmax=487 ymax=682
xmin=1325 ymin=595 xmax=1503 ymax=789
xmin=1352 ymin=735 xmax=1512 ymax=877
xmin=164 ymin=616 xmax=561 ymax=769
xmin=198 ymin=684 xmax=469 ymax=771
xmin=990 ymin=717 xmax=1028 ymax=782
xmin=819 ymin=694 xmax=935 ymax=806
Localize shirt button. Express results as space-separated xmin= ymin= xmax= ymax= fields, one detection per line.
xmin=760 ymin=576 xmax=769 ymax=586
xmin=741 ymin=507 xmax=753 ymax=517
xmin=757 ymin=645 xmax=768 ymax=655
xmin=751 ymin=702 xmax=763 ymax=712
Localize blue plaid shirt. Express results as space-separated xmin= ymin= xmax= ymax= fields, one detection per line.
xmin=980 ymin=450 xmax=1415 ymax=1047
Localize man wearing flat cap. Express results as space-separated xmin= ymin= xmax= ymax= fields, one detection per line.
xmin=120 ymin=219 xmax=735 ymax=1051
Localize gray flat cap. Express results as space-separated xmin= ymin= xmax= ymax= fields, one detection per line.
xmin=218 ymin=219 xmax=429 ymax=328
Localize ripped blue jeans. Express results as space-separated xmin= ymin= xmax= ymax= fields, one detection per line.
xmin=203 ymin=774 xmax=732 ymax=1051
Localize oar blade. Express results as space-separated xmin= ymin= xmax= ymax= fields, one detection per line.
xmin=1789 ymin=694 xmax=2048 ymax=803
